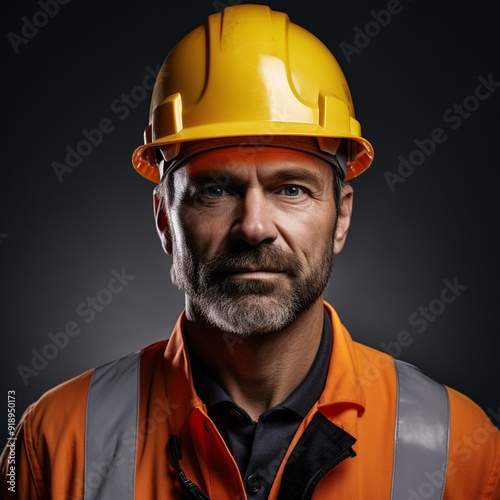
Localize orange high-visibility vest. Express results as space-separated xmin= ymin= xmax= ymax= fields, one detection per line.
xmin=2 ymin=303 xmax=499 ymax=499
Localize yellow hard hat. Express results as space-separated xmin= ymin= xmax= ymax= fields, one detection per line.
xmin=132 ymin=4 xmax=374 ymax=182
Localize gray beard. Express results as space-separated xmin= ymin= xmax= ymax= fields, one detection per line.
xmin=171 ymin=242 xmax=334 ymax=338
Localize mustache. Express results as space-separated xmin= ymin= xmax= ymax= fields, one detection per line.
xmin=202 ymin=244 xmax=303 ymax=279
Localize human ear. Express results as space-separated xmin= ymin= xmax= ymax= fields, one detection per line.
xmin=153 ymin=186 xmax=173 ymax=255
xmin=333 ymin=184 xmax=353 ymax=255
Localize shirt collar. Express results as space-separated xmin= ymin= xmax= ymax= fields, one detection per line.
xmin=161 ymin=302 xmax=366 ymax=433
xmin=189 ymin=310 xmax=333 ymax=419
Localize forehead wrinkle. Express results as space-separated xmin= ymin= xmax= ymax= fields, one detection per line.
xmin=184 ymin=167 xmax=328 ymax=192
xmin=180 ymin=157 xmax=245 ymax=183
xmin=168 ymin=147 xmax=336 ymax=198
xmin=183 ymin=156 xmax=330 ymax=184
xmin=263 ymin=167 xmax=327 ymax=187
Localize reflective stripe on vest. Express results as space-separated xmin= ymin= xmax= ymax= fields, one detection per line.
xmin=84 ymin=353 xmax=450 ymax=499
xmin=391 ymin=359 xmax=450 ymax=500
xmin=84 ymin=351 xmax=140 ymax=500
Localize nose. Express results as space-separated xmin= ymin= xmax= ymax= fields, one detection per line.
xmin=230 ymin=188 xmax=278 ymax=245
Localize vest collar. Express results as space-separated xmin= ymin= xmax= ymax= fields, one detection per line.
xmin=318 ymin=302 xmax=366 ymax=416
xmin=161 ymin=302 xmax=366 ymax=434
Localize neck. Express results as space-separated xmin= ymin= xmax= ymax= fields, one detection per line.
xmin=184 ymin=299 xmax=325 ymax=421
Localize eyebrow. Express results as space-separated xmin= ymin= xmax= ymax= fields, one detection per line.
xmin=188 ymin=167 xmax=326 ymax=189
xmin=264 ymin=168 xmax=325 ymax=188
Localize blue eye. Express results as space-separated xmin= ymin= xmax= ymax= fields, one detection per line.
xmin=282 ymin=186 xmax=304 ymax=197
xmin=201 ymin=185 xmax=227 ymax=198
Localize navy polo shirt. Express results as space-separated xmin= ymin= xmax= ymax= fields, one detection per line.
xmin=190 ymin=310 xmax=332 ymax=498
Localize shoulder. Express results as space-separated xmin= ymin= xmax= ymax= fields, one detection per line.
xmin=31 ymin=368 xmax=93 ymax=422
xmin=30 ymin=340 xmax=169 ymax=428
xmin=354 ymin=344 xmax=500 ymax=497
xmin=0 ymin=368 xmax=94 ymax=498
xmin=18 ymin=345 xmax=168 ymax=456
xmin=445 ymin=386 xmax=500 ymax=498
xmin=2 ymin=341 xmax=171 ymax=498
xmin=447 ymin=384 xmax=499 ymax=437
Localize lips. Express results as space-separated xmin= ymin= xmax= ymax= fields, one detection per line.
xmin=226 ymin=267 xmax=284 ymax=274
xmin=202 ymin=244 xmax=304 ymax=281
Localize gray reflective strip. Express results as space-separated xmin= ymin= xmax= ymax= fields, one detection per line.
xmin=84 ymin=351 xmax=140 ymax=500
xmin=391 ymin=359 xmax=450 ymax=500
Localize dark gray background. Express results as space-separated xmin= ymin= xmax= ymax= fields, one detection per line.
xmin=1 ymin=0 xmax=498 ymax=437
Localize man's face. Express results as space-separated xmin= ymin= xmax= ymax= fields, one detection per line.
xmin=155 ymin=145 xmax=353 ymax=338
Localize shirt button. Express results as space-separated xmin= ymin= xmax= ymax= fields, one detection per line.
xmin=245 ymin=474 xmax=262 ymax=494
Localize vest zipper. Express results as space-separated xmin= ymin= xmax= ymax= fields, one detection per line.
xmin=169 ymin=435 xmax=211 ymax=499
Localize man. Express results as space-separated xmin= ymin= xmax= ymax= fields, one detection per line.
xmin=2 ymin=4 xmax=499 ymax=499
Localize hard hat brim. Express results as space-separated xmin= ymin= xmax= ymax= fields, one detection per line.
xmin=132 ymin=125 xmax=374 ymax=183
